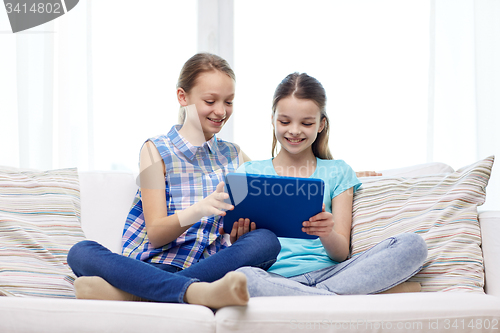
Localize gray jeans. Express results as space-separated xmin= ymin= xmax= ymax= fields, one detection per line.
xmin=237 ymin=233 xmax=428 ymax=297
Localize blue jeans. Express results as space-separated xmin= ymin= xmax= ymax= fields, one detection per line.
xmin=237 ymin=233 xmax=428 ymax=297
xmin=67 ymin=229 xmax=280 ymax=303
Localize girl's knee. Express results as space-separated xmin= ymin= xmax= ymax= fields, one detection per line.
xmin=67 ymin=240 xmax=99 ymax=264
xmin=396 ymin=233 xmax=428 ymax=264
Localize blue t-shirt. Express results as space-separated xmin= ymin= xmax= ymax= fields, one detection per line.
xmin=236 ymin=158 xmax=361 ymax=277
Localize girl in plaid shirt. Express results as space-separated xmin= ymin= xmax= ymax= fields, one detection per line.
xmin=68 ymin=53 xmax=280 ymax=309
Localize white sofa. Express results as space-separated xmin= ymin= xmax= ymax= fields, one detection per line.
xmin=1 ymin=163 xmax=500 ymax=333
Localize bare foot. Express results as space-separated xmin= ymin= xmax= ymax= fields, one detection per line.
xmin=378 ymin=282 xmax=421 ymax=294
xmin=74 ymin=276 xmax=146 ymax=301
xmin=184 ymin=271 xmax=249 ymax=309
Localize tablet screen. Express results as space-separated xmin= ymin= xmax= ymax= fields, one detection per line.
xmin=222 ymin=173 xmax=324 ymax=239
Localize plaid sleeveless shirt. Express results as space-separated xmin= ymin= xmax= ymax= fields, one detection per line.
xmin=122 ymin=125 xmax=241 ymax=269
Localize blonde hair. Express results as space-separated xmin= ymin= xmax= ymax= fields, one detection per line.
xmin=177 ymin=53 xmax=235 ymax=124
xmin=271 ymin=72 xmax=332 ymax=160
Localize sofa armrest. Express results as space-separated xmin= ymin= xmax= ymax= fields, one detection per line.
xmin=480 ymin=211 xmax=500 ymax=297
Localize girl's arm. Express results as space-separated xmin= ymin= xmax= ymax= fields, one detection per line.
xmin=302 ymin=188 xmax=353 ymax=262
xmin=241 ymin=150 xmax=251 ymax=163
xmin=234 ymin=144 xmax=251 ymax=167
xmin=140 ymin=141 xmax=233 ymax=248
xmin=322 ymin=189 xmax=353 ymax=261
xmin=139 ymin=141 xmax=190 ymax=248
xmin=356 ymin=171 xmax=381 ymax=177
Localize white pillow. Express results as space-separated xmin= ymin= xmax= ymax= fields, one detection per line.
xmin=0 ymin=166 xmax=85 ymax=298
xmin=351 ymin=156 xmax=494 ymax=293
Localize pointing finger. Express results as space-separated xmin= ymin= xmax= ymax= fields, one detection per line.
xmin=215 ymin=181 xmax=225 ymax=193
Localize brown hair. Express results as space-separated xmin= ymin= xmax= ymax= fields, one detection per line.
xmin=271 ymin=72 xmax=333 ymax=159
xmin=177 ymin=53 xmax=235 ymax=124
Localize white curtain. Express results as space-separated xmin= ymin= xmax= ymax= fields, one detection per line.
xmin=0 ymin=15 xmax=20 ymax=167
xmin=0 ymin=0 xmax=197 ymax=172
xmin=234 ymin=0 xmax=430 ymax=171
xmin=431 ymin=0 xmax=500 ymax=210
xmin=474 ymin=0 xmax=500 ymax=211
xmin=0 ymin=2 xmax=90 ymax=170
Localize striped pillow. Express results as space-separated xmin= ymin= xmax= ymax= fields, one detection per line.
xmin=351 ymin=156 xmax=494 ymax=293
xmin=0 ymin=167 xmax=85 ymax=298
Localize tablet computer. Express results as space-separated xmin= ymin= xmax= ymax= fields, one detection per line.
xmin=222 ymin=173 xmax=324 ymax=239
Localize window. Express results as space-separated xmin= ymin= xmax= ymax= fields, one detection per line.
xmin=234 ymin=0 xmax=430 ymax=171
xmin=91 ymin=0 xmax=197 ymax=171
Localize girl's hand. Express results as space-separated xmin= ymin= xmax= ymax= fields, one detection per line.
xmin=356 ymin=171 xmax=382 ymax=177
xmin=302 ymin=204 xmax=334 ymax=238
xmin=194 ymin=182 xmax=234 ymax=218
xmin=219 ymin=218 xmax=256 ymax=244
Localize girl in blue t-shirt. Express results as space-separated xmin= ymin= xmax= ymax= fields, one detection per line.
xmin=236 ymin=73 xmax=428 ymax=296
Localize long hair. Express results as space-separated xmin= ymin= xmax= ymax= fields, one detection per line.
xmin=271 ymin=72 xmax=332 ymax=159
xmin=177 ymin=53 xmax=236 ymax=124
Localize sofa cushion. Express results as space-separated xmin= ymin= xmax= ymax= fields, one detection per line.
xmin=79 ymin=171 xmax=138 ymax=253
xmin=351 ymin=156 xmax=494 ymax=292
xmin=0 ymin=166 xmax=84 ymax=298
xmin=480 ymin=211 xmax=500 ymax=297
xmin=0 ymin=296 xmax=216 ymax=333
xmin=216 ymin=293 xmax=500 ymax=333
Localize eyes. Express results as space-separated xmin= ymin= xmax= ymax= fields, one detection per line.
xmin=205 ymin=100 xmax=233 ymax=106
xmin=279 ymin=120 xmax=314 ymax=127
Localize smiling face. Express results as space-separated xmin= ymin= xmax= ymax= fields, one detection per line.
xmin=273 ymin=96 xmax=325 ymax=157
xmin=179 ymin=70 xmax=235 ymax=141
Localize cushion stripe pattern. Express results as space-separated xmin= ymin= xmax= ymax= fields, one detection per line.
xmin=351 ymin=156 xmax=494 ymax=293
xmin=0 ymin=167 xmax=84 ymax=298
